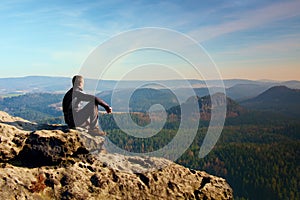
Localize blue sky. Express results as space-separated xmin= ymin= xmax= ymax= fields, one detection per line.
xmin=0 ymin=0 xmax=299 ymax=80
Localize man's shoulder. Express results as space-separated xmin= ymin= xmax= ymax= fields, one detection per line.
xmin=73 ymin=88 xmax=89 ymax=96
xmin=63 ymin=88 xmax=73 ymax=99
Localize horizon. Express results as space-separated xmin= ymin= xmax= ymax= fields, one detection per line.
xmin=0 ymin=74 xmax=300 ymax=82
xmin=0 ymin=1 xmax=299 ymax=80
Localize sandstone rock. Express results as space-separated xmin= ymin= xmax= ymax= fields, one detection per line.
xmin=0 ymin=111 xmax=233 ymax=199
xmin=0 ymin=121 xmax=29 ymax=162
xmin=12 ymin=129 xmax=90 ymax=167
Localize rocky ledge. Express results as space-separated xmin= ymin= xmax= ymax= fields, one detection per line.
xmin=0 ymin=111 xmax=233 ymax=200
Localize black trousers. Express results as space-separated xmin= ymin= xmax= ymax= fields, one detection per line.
xmin=65 ymin=101 xmax=99 ymax=130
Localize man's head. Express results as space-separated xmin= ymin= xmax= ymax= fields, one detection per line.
xmin=72 ymin=75 xmax=84 ymax=89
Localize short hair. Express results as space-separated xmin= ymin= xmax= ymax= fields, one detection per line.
xmin=72 ymin=75 xmax=84 ymax=86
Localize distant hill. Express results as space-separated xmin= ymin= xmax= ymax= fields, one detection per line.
xmin=0 ymin=93 xmax=64 ymax=122
xmin=1 ymin=76 xmax=300 ymax=96
xmin=226 ymin=84 xmax=271 ymax=101
xmin=241 ymin=86 xmax=300 ymax=117
xmin=168 ymin=93 xmax=245 ymax=121
xmin=2 ymin=84 xmax=299 ymax=122
xmin=98 ymin=88 xmax=179 ymax=112
xmin=0 ymin=76 xmax=119 ymax=95
xmin=281 ymin=80 xmax=300 ymax=89
xmin=0 ymin=76 xmax=71 ymax=95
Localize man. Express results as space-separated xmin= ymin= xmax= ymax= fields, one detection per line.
xmin=62 ymin=75 xmax=112 ymax=136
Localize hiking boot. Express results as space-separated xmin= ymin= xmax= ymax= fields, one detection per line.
xmin=88 ymin=128 xmax=107 ymax=137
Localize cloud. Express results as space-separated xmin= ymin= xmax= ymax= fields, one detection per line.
xmin=216 ymin=32 xmax=300 ymax=56
xmin=189 ymin=1 xmax=300 ymax=42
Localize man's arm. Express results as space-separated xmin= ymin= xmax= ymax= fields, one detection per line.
xmin=95 ymin=96 xmax=112 ymax=113
xmin=74 ymin=90 xmax=112 ymax=113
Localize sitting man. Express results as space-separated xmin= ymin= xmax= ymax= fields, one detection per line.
xmin=62 ymin=75 xmax=112 ymax=136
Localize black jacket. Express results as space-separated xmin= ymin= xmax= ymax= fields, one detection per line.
xmin=62 ymin=87 xmax=110 ymax=115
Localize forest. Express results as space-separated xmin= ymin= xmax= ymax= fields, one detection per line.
xmin=99 ymin=113 xmax=299 ymax=200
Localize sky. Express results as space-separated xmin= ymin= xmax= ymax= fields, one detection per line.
xmin=0 ymin=0 xmax=299 ymax=81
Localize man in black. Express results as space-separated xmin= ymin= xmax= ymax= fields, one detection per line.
xmin=62 ymin=75 xmax=112 ymax=135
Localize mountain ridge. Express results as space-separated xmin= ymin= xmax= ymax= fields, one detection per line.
xmin=1 ymin=76 xmax=299 ymax=97
xmin=168 ymin=93 xmax=245 ymax=121
xmin=241 ymin=86 xmax=300 ymax=117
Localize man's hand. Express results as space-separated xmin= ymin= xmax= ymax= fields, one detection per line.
xmin=107 ymin=106 xmax=112 ymax=114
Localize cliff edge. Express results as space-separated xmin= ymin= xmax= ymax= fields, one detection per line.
xmin=0 ymin=111 xmax=233 ymax=200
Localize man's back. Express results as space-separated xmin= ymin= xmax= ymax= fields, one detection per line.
xmin=62 ymin=87 xmax=75 ymax=128
xmin=62 ymin=88 xmax=73 ymax=114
